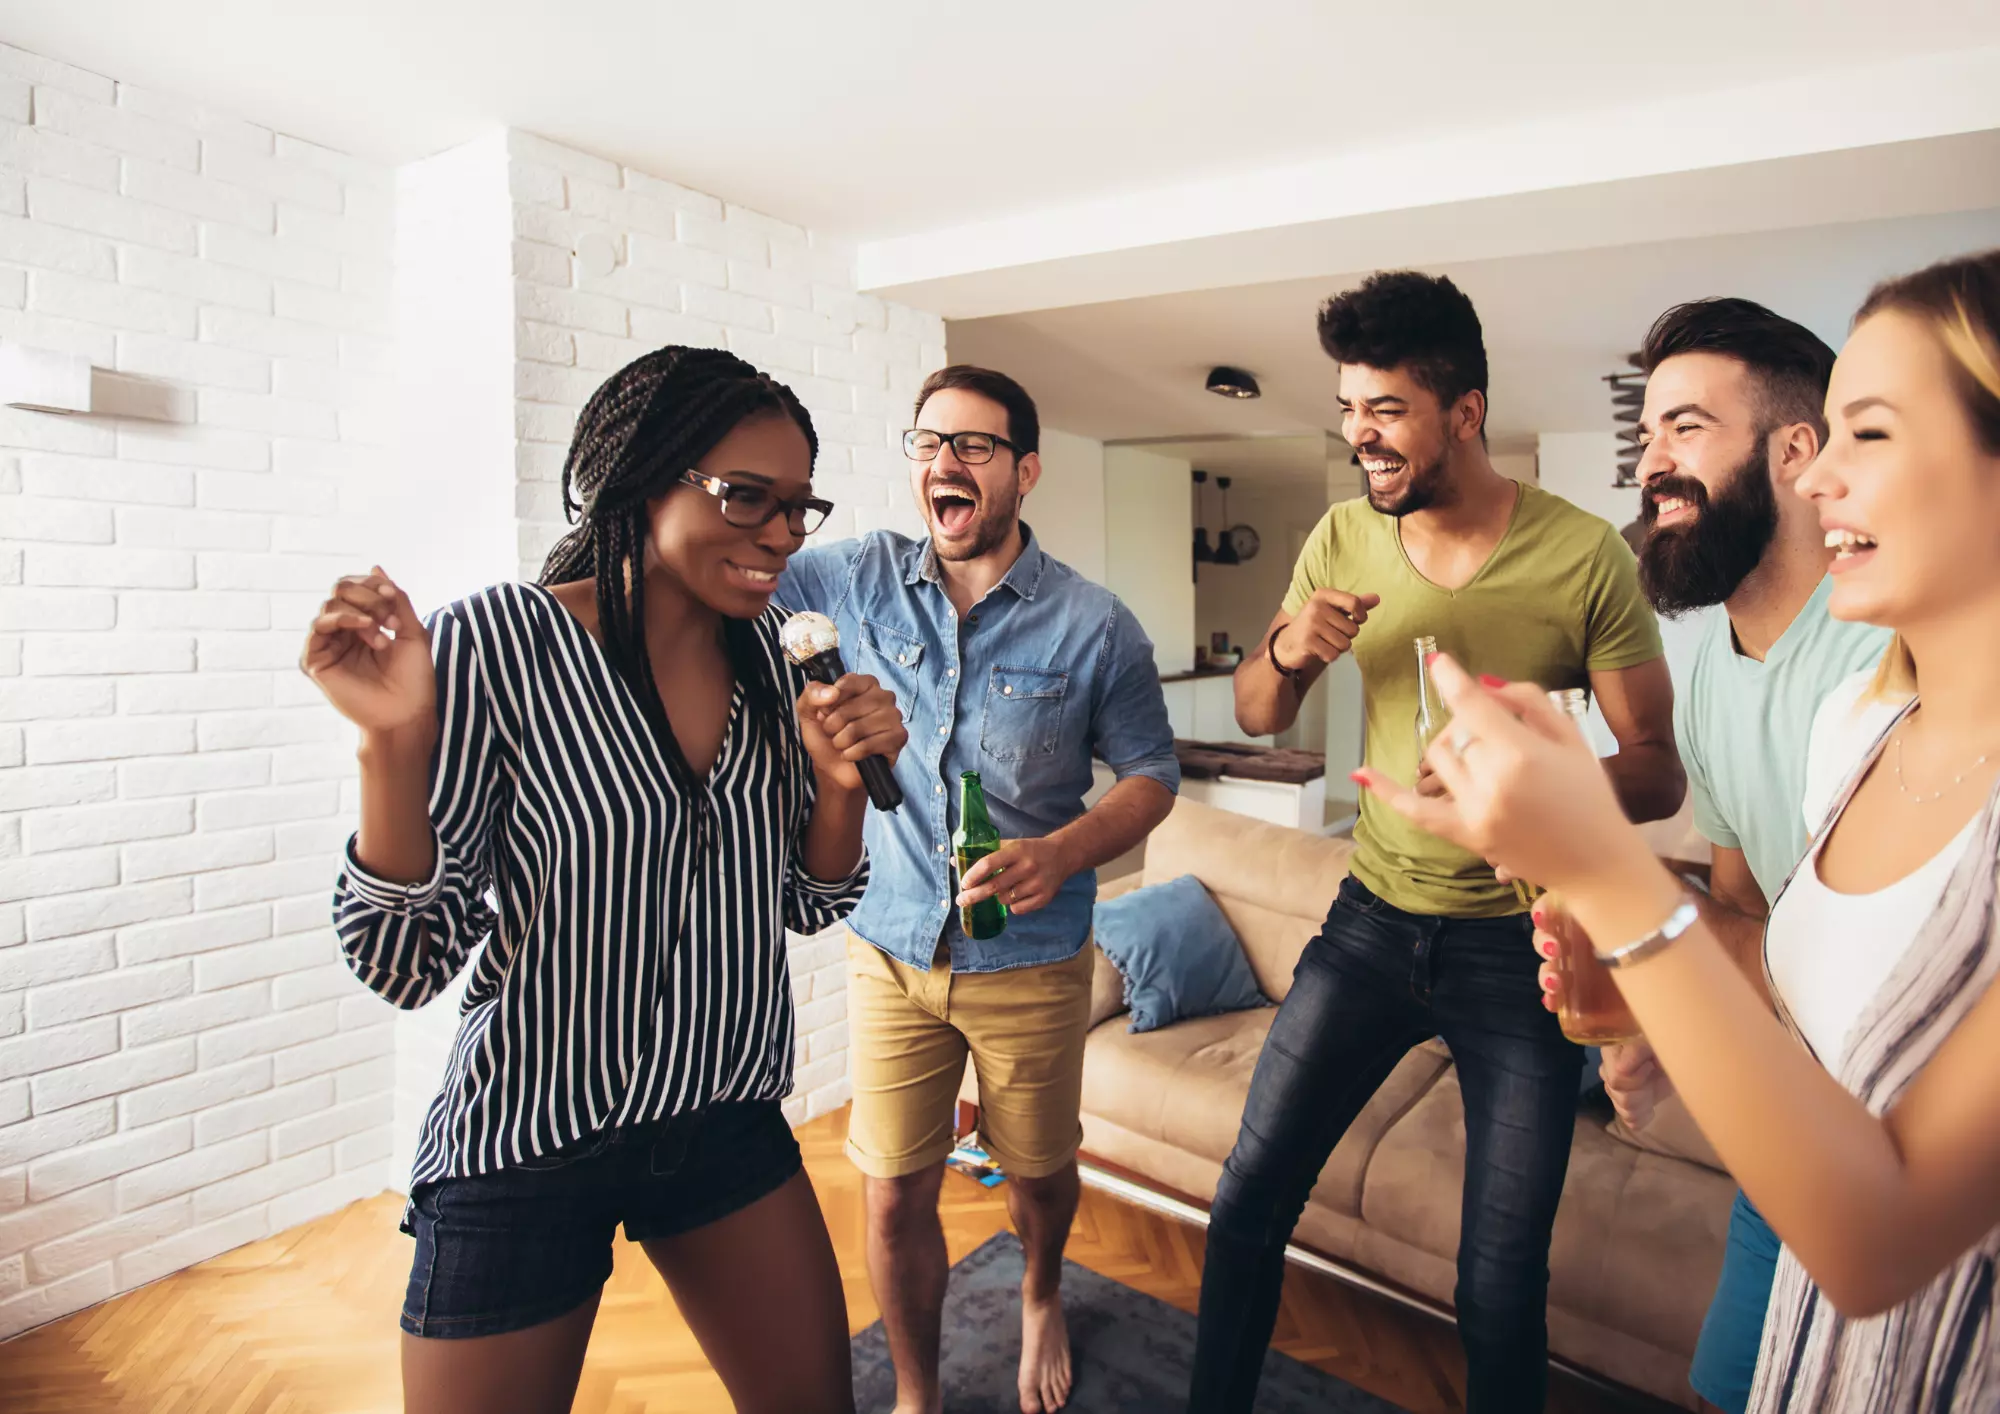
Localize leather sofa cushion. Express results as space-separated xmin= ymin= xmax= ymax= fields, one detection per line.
xmin=1606 ymin=1092 xmax=1727 ymax=1175
xmin=1360 ymin=1068 xmax=1736 ymax=1356
xmin=1088 ymin=944 xmax=1126 ymax=1031
xmin=1082 ymin=1009 xmax=1451 ymax=1218
xmin=1139 ymin=798 xmax=1354 ymax=1003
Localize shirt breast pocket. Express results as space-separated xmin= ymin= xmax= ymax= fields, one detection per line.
xmin=981 ymin=667 xmax=1068 ymax=761
xmin=857 ymin=618 xmax=924 ymax=722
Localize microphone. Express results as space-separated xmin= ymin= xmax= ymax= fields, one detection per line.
xmin=780 ymin=611 xmax=904 ymax=813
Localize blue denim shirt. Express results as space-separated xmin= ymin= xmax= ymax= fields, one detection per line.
xmin=776 ymin=527 xmax=1179 ymax=973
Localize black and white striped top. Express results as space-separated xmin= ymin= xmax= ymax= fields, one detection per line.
xmin=333 ymin=582 xmax=866 ymax=1188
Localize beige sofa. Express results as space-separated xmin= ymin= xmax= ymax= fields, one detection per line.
xmin=974 ymin=797 xmax=1736 ymax=1409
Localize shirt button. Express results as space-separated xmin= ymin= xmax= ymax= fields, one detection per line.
xmin=941 ymin=899 xmax=950 ymax=910
xmin=935 ymin=784 xmax=944 ymax=794
xmin=936 ymin=843 xmax=946 ymax=853
xmin=1002 ymin=685 xmax=1013 ymax=696
xmin=938 ymin=725 xmax=949 ymax=736
xmin=946 ymin=668 xmax=956 ymax=677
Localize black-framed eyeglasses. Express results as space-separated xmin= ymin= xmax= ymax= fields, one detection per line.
xmin=902 ymin=429 xmax=1020 ymax=466
xmin=679 ymin=471 xmax=833 ymax=535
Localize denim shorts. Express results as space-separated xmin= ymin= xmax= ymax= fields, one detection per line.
xmin=400 ymin=1099 xmax=802 ymax=1340
xmin=1688 ymin=1190 xmax=1782 ymax=1413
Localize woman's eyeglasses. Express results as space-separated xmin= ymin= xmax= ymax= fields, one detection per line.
xmin=902 ymin=429 xmax=1020 ymax=466
xmin=680 ymin=471 xmax=833 ymax=536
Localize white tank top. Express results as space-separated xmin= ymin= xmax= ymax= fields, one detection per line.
xmin=1767 ymin=813 xmax=1977 ymax=1070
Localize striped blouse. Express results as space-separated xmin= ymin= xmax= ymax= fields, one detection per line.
xmin=332 ymin=582 xmax=867 ymax=1188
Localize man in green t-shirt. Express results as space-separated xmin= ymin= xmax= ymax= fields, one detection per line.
xmin=1188 ymin=272 xmax=1685 ymax=1414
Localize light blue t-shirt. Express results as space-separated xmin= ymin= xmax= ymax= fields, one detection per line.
xmin=1675 ymin=575 xmax=1891 ymax=902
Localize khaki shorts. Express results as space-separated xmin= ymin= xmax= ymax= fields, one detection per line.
xmin=844 ymin=931 xmax=1095 ymax=1180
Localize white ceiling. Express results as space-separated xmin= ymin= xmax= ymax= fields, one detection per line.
xmin=947 ymin=207 xmax=2000 ymax=445
xmin=9 ymin=1 xmax=2000 ymax=243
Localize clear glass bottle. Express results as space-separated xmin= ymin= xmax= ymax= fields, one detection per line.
xmin=1412 ymin=636 xmax=1447 ymax=765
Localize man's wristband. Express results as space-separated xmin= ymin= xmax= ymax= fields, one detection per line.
xmin=1266 ymin=628 xmax=1308 ymax=690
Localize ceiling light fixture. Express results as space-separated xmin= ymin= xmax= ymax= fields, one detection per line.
xmin=1205 ymin=366 xmax=1261 ymax=400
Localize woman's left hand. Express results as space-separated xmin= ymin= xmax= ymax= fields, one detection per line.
xmin=796 ymin=673 xmax=906 ymax=793
xmin=1353 ymin=653 xmax=1635 ymax=894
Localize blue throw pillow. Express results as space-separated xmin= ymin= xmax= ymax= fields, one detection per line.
xmin=1093 ymin=874 xmax=1269 ymax=1034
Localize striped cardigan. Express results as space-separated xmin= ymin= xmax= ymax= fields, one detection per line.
xmin=1754 ymin=700 xmax=1999 ymax=1411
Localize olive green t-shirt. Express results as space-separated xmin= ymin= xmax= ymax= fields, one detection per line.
xmin=1286 ymin=484 xmax=1663 ymax=917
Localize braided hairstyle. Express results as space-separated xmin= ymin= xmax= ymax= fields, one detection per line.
xmin=540 ymin=346 xmax=818 ymax=793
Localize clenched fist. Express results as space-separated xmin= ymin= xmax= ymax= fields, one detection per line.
xmin=796 ymin=674 xmax=906 ymax=795
xmin=1274 ymin=589 xmax=1381 ymax=669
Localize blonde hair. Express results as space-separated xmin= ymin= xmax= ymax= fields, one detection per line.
xmin=1849 ymin=250 xmax=2000 ymax=701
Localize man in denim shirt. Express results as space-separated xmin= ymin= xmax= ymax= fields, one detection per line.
xmin=777 ymin=365 xmax=1177 ymax=1414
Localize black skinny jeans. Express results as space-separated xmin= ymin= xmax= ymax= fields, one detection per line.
xmin=1189 ymin=876 xmax=1583 ymax=1413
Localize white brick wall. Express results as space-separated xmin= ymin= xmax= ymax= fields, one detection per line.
xmin=497 ymin=129 xmax=940 ymax=1126
xmin=2 ymin=47 xmax=948 ymax=1342
xmin=0 ymin=45 xmax=396 ymax=1340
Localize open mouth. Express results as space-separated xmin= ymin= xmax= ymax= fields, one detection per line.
xmin=724 ymin=562 xmax=782 ymax=593
xmin=1650 ymin=494 xmax=1699 ymax=528
xmin=1825 ymin=528 xmax=1878 ymax=569
xmin=1359 ymin=454 xmax=1405 ymax=482
xmin=930 ymin=481 xmax=980 ymax=536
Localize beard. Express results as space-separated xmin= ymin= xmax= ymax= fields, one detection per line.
xmin=1637 ymin=445 xmax=1780 ymax=617
xmin=1366 ymin=447 xmax=1450 ymax=518
xmin=930 ymin=477 xmax=1022 ymax=562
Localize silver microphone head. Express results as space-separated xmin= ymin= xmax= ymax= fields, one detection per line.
xmin=780 ymin=611 xmax=840 ymax=665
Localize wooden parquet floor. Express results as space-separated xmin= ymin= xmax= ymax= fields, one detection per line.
xmin=0 ymin=1108 xmax=1666 ymax=1413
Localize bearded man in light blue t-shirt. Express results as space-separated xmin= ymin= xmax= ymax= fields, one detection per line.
xmin=1555 ymin=298 xmax=1888 ymax=1414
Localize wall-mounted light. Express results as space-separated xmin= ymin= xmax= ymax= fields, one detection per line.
xmin=1205 ymin=365 xmax=1260 ymax=400
xmin=0 ymin=343 xmax=190 ymax=422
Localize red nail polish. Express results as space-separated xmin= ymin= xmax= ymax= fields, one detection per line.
xmin=1348 ymin=770 xmax=1368 ymax=785
xmin=1479 ymin=674 xmax=1508 ymax=689
xmin=1542 ymin=976 xmax=1558 ymax=991
xmin=1424 ymin=652 xmax=1440 ymax=666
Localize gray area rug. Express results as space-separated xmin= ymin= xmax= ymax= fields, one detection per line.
xmin=851 ymin=1232 xmax=1409 ymax=1413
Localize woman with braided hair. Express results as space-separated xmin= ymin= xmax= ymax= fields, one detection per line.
xmin=305 ymin=346 xmax=903 ymax=1414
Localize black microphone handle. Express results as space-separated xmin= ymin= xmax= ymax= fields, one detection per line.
xmin=798 ymin=649 xmax=904 ymax=813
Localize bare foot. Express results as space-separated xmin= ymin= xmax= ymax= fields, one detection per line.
xmin=890 ymin=1390 xmax=942 ymax=1414
xmin=1018 ymin=1288 xmax=1073 ymax=1413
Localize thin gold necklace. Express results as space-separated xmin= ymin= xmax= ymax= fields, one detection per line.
xmin=1894 ymin=731 xmax=1993 ymax=805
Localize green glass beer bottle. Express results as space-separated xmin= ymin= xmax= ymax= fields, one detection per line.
xmin=952 ymin=771 xmax=1007 ymax=940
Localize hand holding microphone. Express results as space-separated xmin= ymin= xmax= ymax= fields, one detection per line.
xmin=781 ymin=612 xmax=906 ymax=812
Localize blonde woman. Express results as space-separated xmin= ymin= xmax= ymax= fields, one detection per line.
xmin=1356 ymin=249 xmax=2000 ymax=1411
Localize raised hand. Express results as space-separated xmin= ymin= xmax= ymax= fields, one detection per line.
xmin=299 ymin=567 xmax=436 ymax=741
xmin=1275 ymin=589 xmax=1380 ymax=667
xmin=796 ymin=672 xmax=906 ymax=794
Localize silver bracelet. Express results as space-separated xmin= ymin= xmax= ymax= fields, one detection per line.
xmin=1595 ymin=894 xmax=1700 ymax=970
